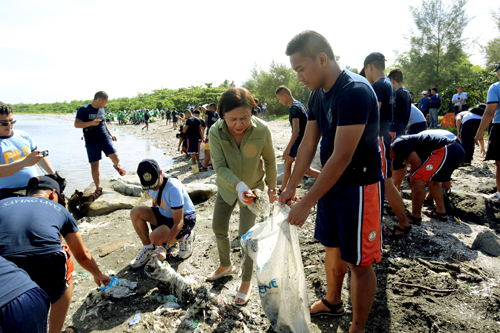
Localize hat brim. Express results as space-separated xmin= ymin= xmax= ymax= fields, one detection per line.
xmin=141 ymin=177 xmax=159 ymax=190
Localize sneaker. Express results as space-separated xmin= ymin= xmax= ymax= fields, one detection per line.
xmin=485 ymin=193 xmax=500 ymax=200
xmin=130 ymin=246 xmax=155 ymax=268
xmin=178 ymin=231 xmax=195 ymax=259
xmin=154 ymin=246 xmax=167 ymax=261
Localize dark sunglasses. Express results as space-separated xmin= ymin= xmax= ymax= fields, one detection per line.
xmin=0 ymin=120 xmax=16 ymax=126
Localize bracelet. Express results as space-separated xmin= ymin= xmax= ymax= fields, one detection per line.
xmin=268 ymin=188 xmax=277 ymax=193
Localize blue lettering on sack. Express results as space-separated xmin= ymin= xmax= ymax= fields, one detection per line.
xmin=258 ymin=278 xmax=278 ymax=294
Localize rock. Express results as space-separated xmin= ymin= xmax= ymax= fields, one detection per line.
xmin=451 ymin=190 xmax=500 ymax=226
xmin=476 ymin=182 xmax=497 ymax=194
xmin=472 ymin=230 xmax=500 ymax=256
xmin=185 ymin=184 xmax=217 ymax=202
xmin=98 ymin=239 xmax=132 ymax=257
xmin=82 ymin=190 xmax=150 ymax=217
xmin=111 ymin=178 xmax=143 ymax=197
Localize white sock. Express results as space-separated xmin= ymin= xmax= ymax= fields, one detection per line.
xmin=143 ymin=244 xmax=154 ymax=250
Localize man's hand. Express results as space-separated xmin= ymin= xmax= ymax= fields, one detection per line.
xmin=442 ymin=181 xmax=451 ymax=191
xmin=287 ymin=201 xmax=311 ymax=227
xmin=279 ymin=187 xmax=296 ymax=208
xmin=94 ymin=273 xmax=111 ymax=287
xmin=474 ymin=132 xmax=484 ymax=146
xmin=23 ymin=150 xmax=44 ymax=167
xmin=92 ymin=119 xmax=102 ymax=126
xmin=459 ymin=105 xmax=463 ymax=111
xmin=110 ymin=135 xmax=117 ymax=142
xmin=282 ymin=146 xmax=291 ymax=160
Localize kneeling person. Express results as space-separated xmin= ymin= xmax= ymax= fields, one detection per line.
xmin=130 ymin=159 xmax=196 ymax=267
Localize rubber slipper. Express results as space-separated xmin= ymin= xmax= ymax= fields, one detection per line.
xmin=113 ymin=164 xmax=126 ymax=176
xmin=422 ymin=209 xmax=448 ymax=222
xmin=383 ymin=225 xmax=412 ymax=240
xmin=234 ymin=283 xmax=252 ymax=306
xmin=407 ymin=214 xmax=422 ymax=226
xmin=310 ymin=299 xmax=344 ymax=317
xmin=92 ymin=188 xmax=103 ymax=199
xmin=207 ymin=265 xmax=236 ymax=281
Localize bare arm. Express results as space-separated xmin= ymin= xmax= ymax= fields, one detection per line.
xmin=182 ymin=125 xmax=188 ymax=133
xmin=284 ymin=118 xmax=300 ymax=159
xmin=475 ymin=103 xmax=497 ymax=144
xmin=74 ymin=118 xmax=101 ymax=129
xmin=164 ymin=208 xmax=184 ymax=245
xmin=0 ymin=149 xmax=43 ymax=178
xmin=64 ymin=231 xmax=110 ymax=286
xmin=37 ymin=157 xmax=55 ymax=174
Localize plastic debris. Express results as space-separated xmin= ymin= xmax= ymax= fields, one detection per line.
xmin=129 ymin=311 xmax=141 ymax=326
xmin=149 ymin=293 xmax=178 ymax=303
xmin=153 ymin=302 xmax=182 ymax=315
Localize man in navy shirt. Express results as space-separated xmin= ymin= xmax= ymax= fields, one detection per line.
xmin=280 ymin=31 xmax=384 ymax=333
xmin=419 ymin=91 xmax=430 ymax=117
xmin=74 ymin=91 xmax=126 ymax=199
xmin=276 ymin=85 xmax=319 ymax=193
xmin=202 ymin=103 xmax=220 ymax=170
xmin=172 ymin=108 xmax=179 ymax=130
xmin=363 ymin=53 xmax=411 ymax=239
xmin=429 ymin=88 xmax=441 ymax=128
xmin=182 ymin=110 xmax=204 ymax=170
xmin=0 ymin=176 xmax=110 ymax=333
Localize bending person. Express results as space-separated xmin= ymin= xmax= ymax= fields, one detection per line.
xmin=207 ymin=87 xmax=277 ymax=306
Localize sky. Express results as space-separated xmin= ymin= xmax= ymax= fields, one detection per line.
xmin=1 ymin=0 xmax=498 ymax=105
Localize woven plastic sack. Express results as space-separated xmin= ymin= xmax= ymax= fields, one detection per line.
xmin=241 ymin=203 xmax=310 ymax=332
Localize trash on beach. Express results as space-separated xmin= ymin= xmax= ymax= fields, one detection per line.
xmin=129 ymin=311 xmax=141 ymax=326
xmin=99 ymin=277 xmax=137 ymax=298
xmin=247 ymin=188 xmax=271 ymax=217
xmin=149 ymin=293 xmax=178 ymax=304
xmin=153 ymin=302 xmax=182 ymax=315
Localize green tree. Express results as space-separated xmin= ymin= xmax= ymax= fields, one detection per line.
xmin=395 ymin=0 xmax=473 ymax=92
xmin=482 ymin=8 xmax=500 ymax=70
xmin=242 ymin=61 xmax=309 ymax=116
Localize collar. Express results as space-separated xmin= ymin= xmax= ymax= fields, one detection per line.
xmin=0 ymin=129 xmax=15 ymax=139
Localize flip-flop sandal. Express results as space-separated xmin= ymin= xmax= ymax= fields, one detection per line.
xmin=383 ymin=225 xmax=412 ymax=240
xmin=407 ymin=214 xmax=422 ymax=226
xmin=92 ymin=188 xmax=103 ymax=199
xmin=422 ymin=209 xmax=448 ymax=222
xmin=199 ymin=167 xmax=208 ymax=172
xmin=62 ymin=326 xmax=78 ymax=333
xmin=113 ymin=165 xmax=126 ymax=176
xmin=310 ymin=299 xmax=344 ymax=317
xmin=207 ymin=265 xmax=237 ymax=281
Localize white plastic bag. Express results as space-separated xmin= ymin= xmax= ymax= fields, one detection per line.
xmin=241 ymin=204 xmax=310 ymax=333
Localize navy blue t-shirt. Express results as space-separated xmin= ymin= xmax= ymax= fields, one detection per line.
xmin=172 ymin=111 xmax=179 ymax=121
xmin=0 ymin=197 xmax=79 ymax=258
xmin=166 ymin=110 xmax=172 ymax=116
xmin=0 ymin=256 xmax=39 ymax=308
xmin=289 ymin=100 xmax=308 ymax=144
xmin=206 ymin=110 xmax=220 ymax=134
xmin=307 ymin=70 xmax=382 ymax=186
xmin=391 ymin=131 xmax=456 ymax=170
xmin=76 ymin=103 xmax=110 ymax=145
xmin=185 ymin=117 xmax=201 ymax=139
xmin=372 ymin=77 xmax=395 ymax=137
xmin=390 ymin=87 xmax=412 ymax=137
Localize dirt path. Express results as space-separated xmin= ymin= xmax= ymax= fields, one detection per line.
xmin=62 ymin=118 xmax=500 ymax=333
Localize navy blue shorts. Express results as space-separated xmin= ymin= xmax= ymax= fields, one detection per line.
xmin=0 ymin=287 xmax=50 ymax=333
xmin=289 ymin=142 xmax=300 ymax=158
xmin=315 ymin=180 xmax=384 ymax=266
xmin=6 ymin=246 xmax=74 ymax=304
xmin=412 ymin=141 xmax=464 ymax=182
xmin=486 ymin=124 xmax=500 ymax=161
xmin=151 ymin=208 xmax=196 ymax=240
xmin=173 ymin=118 xmax=178 ymax=123
xmin=86 ymin=137 xmax=117 ymax=163
xmin=166 ymin=116 xmax=171 ymax=120
xmin=187 ymin=137 xmax=199 ymax=154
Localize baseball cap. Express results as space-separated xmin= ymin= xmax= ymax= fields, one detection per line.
xmin=26 ymin=176 xmax=66 ymax=206
xmin=363 ymin=52 xmax=386 ymax=67
xmin=137 ymin=159 xmax=161 ymax=190
xmin=193 ymin=110 xmax=201 ymax=114
xmin=494 ymin=62 xmax=500 ymax=72
xmin=421 ymin=90 xmax=427 ymax=94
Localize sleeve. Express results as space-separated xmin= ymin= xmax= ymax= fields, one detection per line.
xmin=75 ymin=106 xmax=86 ymax=121
xmin=391 ymin=138 xmax=415 ymax=161
xmin=371 ymin=81 xmax=384 ymax=102
xmin=487 ymin=85 xmax=500 ymax=104
xmin=60 ymin=211 xmax=79 ymax=237
xmin=337 ymin=84 xmax=372 ymax=126
xmin=306 ymin=92 xmax=316 ymax=121
xmin=208 ymin=125 xmax=240 ymax=188
xmin=167 ymin=183 xmax=184 ymax=209
xmin=289 ymin=105 xmax=300 ymax=119
xmin=23 ymin=132 xmax=37 ymax=151
xmin=262 ymin=126 xmax=277 ymax=188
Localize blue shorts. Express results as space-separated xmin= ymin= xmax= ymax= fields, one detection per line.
xmin=6 ymin=246 xmax=74 ymax=304
xmin=289 ymin=142 xmax=300 ymax=158
xmin=0 ymin=287 xmax=50 ymax=333
xmin=315 ymin=180 xmax=384 ymax=266
xmin=187 ymin=137 xmax=199 ymax=154
xmin=151 ymin=208 xmax=196 ymax=240
xmin=86 ymin=138 xmax=117 ymax=163
xmin=412 ymin=141 xmax=464 ymax=182
xmin=173 ymin=118 xmax=178 ymax=123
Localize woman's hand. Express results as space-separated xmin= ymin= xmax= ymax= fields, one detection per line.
xmin=268 ymin=193 xmax=278 ymax=203
xmin=236 ymin=181 xmax=254 ymax=205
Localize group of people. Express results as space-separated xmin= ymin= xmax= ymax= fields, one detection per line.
xmin=2 ymin=29 xmax=500 ymax=333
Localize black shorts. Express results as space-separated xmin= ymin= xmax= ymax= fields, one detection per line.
xmin=486 ymin=124 xmax=500 ymax=161
xmin=6 ymin=246 xmax=74 ymax=304
xmin=289 ymin=142 xmax=300 ymax=158
xmin=407 ymin=121 xmax=428 ymax=135
xmin=412 ymin=141 xmax=464 ymax=182
xmin=187 ymin=137 xmax=199 ymax=154
xmin=151 ymin=207 xmax=196 ymax=240
xmin=0 ymin=287 xmax=50 ymax=333
xmin=379 ymin=133 xmax=393 ymax=179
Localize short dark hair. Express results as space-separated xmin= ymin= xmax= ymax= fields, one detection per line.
xmin=0 ymin=101 xmax=13 ymax=115
xmin=217 ymin=87 xmax=256 ymax=119
xmin=94 ymin=91 xmax=108 ymax=101
xmin=432 ymin=87 xmax=438 ymax=92
xmin=368 ymin=60 xmax=385 ymax=71
xmin=388 ymin=69 xmax=404 ymax=83
xmin=457 ymin=85 xmax=463 ymax=88
xmin=208 ymin=102 xmax=217 ymax=109
xmin=275 ymin=85 xmax=292 ymax=96
xmin=285 ymin=30 xmax=335 ymax=60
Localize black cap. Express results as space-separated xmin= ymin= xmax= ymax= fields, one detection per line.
xmin=494 ymin=62 xmax=500 ymax=72
xmin=137 ymin=159 xmax=161 ymax=190
xmin=359 ymin=67 xmax=366 ymax=77
xmin=193 ymin=110 xmax=200 ymax=114
xmin=363 ymin=52 xmax=386 ymax=67
xmin=26 ymin=176 xmax=66 ymax=206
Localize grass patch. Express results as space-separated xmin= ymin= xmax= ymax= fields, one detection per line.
xmin=266 ymin=114 xmax=288 ymax=121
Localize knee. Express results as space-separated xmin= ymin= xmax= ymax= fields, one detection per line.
xmin=149 ymin=232 xmax=164 ymax=246
xmin=130 ymin=207 xmax=142 ymax=222
xmin=212 ymin=221 xmax=228 ymax=236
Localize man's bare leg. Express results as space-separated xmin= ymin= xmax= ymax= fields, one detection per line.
xmin=90 ymin=161 xmax=100 ymax=191
xmin=48 ymin=284 xmax=73 ymax=333
xmin=411 ymin=178 xmax=426 ymax=219
xmin=385 ymin=178 xmax=410 ymax=231
xmin=130 ymin=206 xmax=157 ymax=245
xmin=349 ymin=264 xmax=377 ymax=333
xmin=392 ymin=168 xmax=406 ymax=192
xmin=203 ymin=150 xmax=211 ymax=169
xmin=310 ymin=247 xmax=347 ymax=314
xmin=108 ymin=153 xmax=121 ymax=169
xmin=427 ymin=181 xmax=446 ymax=215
